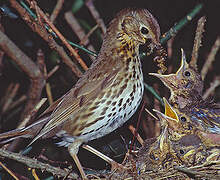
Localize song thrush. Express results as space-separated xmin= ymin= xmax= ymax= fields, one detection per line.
xmin=154 ymin=110 xmax=220 ymax=166
xmin=150 ymin=49 xmax=203 ymax=109
xmin=161 ymin=98 xmax=220 ymax=146
xmin=0 ymin=8 xmax=164 ymax=178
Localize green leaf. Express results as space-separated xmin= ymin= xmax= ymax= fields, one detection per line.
xmin=72 ymin=0 xmax=84 ymax=13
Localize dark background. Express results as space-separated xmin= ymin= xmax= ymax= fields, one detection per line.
xmin=0 ymin=0 xmax=219 ymax=179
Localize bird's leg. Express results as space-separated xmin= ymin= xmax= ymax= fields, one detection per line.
xmin=82 ymin=144 xmax=124 ymax=171
xmin=68 ymin=141 xmax=87 ymax=179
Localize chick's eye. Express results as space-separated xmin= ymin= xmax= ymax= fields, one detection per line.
xmin=180 ymin=116 xmax=187 ymax=122
xmin=184 ymin=71 xmax=191 ymax=77
xmin=141 ymin=27 xmax=149 ymax=35
xmin=179 ymin=149 xmax=185 ymax=155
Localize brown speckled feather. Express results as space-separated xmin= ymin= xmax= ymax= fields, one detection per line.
xmin=30 ymin=54 xmax=122 ymax=144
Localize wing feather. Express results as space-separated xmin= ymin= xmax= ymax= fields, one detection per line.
xmin=29 ymin=57 xmax=121 ymax=145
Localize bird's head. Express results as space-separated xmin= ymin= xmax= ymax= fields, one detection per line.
xmin=105 ymin=8 xmax=161 ymax=54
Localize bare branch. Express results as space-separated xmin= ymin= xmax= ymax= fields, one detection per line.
xmin=0 ymin=148 xmax=79 ymax=179
xmin=190 ymin=16 xmax=206 ymax=70
xmin=201 ymin=37 xmax=220 ymax=80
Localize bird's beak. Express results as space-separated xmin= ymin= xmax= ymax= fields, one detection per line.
xmin=149 ymin=72 xmax=177 ymax=89
xmin=153 ymin=99 xmax=179 ymax=131
xmin=183 ymin=149 xmax=195 ymax=159
xmin=176 ymin=48 xmax=189 ymax=79
xmin=163 ymin=97 xmax=178 ymax=121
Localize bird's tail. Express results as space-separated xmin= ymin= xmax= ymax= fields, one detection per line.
xmin=0 ymin=117 xmax=50 ymax=144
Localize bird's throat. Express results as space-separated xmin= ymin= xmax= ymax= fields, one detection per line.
xmin=115 ymin=32 xmax=138 ymax=59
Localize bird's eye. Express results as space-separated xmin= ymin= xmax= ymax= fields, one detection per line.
xmin=179 ymin=149 xmax=185 ymax=155
xmin=180 ymin=116 xmax=187 ymax=122
xmin=184 ymin=71 xmax=191 ymax=77
xmin=141 ymin=27 xmax=149 ymax=35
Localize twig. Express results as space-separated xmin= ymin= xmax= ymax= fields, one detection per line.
xmin=20 ymin=0 xmax=96 ymax=58
xmin=3 ymin=95 xmax=27 ymax=114
xmin=167 ymin=37 xmax=175 ymax=74
xmin=128 ymin=125 xmax=144 ymax=146
xmin=86 ymin=0 xmax=106 ymax=35
xmin=202 ymin=76 xmax=220 ymax=99
xmin=2 ymin=83 xmax=20 ymax=113
xmin=0 ymin=148 xmax=79 ymax=179
xmin=201 ymin=37 xmax=220 ymax=80
xmin=50 ymin=0 xmax=65 ymax=23
xmin=160 ymin=3 xmax=203 ymax=44
xmin=46 ymin=83 xmax=53 ymax=105
xmin=47 ymin=65 xmax=59 ymax=79
xmin=174 ymin=166 xmax=220 ymax=179
xmin=31 ymin=168 xmax=40 ymax=180
xmin=0 ymin=83 xmax=14 ymax=108
xmin=130 ymin=100 xmax=146 ymax=151
xmin=167 ymin=37 xmax=174 ymax=59
xmin=0 ymin=30 xmax=42 ymax=82
xmin=32 ymin=2 xmax=89 ymax=71
xmin=11 ymin=0 xmax=82 ymax=77
xmin=65 ymin=11 xmax=96 ymax=60
xmin=37 ymin=49 xmax=53 ymax=105
xmin=0 ymin=161 xmax=19 ymax=180
xmin=145 ymin=108 xmax=158 ymax=121
xmin=190 ymin=16 xmax=206 ymax=70
xmin=18 ymin=98 xmax=47 ymax=128
xmin=80 ymin=24 xmax=99 ymax=45
xmin=189 ymin=160 xmax=220 ymax=169
xmin=0 ymin=29 xmax=45 ymax=122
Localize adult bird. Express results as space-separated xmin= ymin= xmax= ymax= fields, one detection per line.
xmin=0 ymin=8 xmax=165 ymax=179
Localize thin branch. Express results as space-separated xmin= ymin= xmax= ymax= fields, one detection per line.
xmin=3 ymin=95 xmax=27 ymax=114
xmin=85 ymin=0 xmax=106 ymax=35
xmin=145 ymin=108 xmax=158 ymax=121
xmin=50 ymin=0 xmax=65 ymax=23
xmin=190 ymin=16 xmax=206 ymax=70
xmin=47 ymin=65 xmax=59 ymax=79
xmin=0 ymin=29 xmax=45 ymax=122
xmin=174 ymin=166 xmax=220 ymax=180
xmin=0 ymin=30 xmax=42 ymax=80
xmin=65 ymin=11 xmax=96 ymax=60
xmin=18 ymin=98 xmax=47 ymax=129
xmin=11 ymin=0 xmax=82 ymax=77
xmin=0 ymin=148 xmax=79 ymax=179
xmin=80 ymin=24 xmax=99 ymax=45
xmin=202 ymin=76 xmax=220 ymax=99
xmin=0 ymin=83 xmax=14 ymax=108
xmin=46 ymin=83 xmax=53 ymax=105
xmin=1 ymin=83 xmax=20 ymax=113
xmin=201 ymin=37 xmax=220 ymax=80
xmin=20 ymin=0 xmax=97 ymax=58
xmin=0 ymin=161 xmax=19 ymax=180
xmin=128 ymin=125 xmax=144 ymax=146
xmin=27 ymin=0 xmax=88 ymax=71
xmin=160 ymin=3 xmax=203 ymax=44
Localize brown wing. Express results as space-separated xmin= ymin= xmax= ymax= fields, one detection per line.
xmin=29 ymin=55 xmax=121 ymax=145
